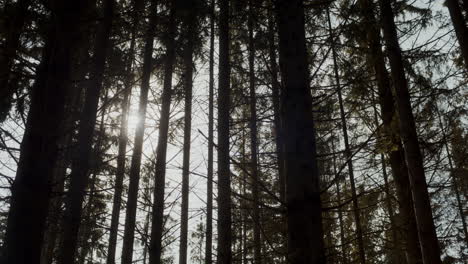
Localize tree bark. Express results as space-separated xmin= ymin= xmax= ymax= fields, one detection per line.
xmin=0 ymin=0 xmax=31 ymax=121
xmin=178 ymin=1 xmax=196 ymax=263
xmin=446 ymin=0 xmax=468 ymax=71
xmin=120 ymin=1 xmax=158 ymax=263
xmin=148 ymin=1 xmax=177 ymax=263
xmin=275 ymin=0 xmax=325 ymax=263
xmin=248 ymin=1 xmax=261 ymax=264
xmin=0 ymin=1 xmax=93 ymax=263
xmin=57 ymin=0 xmax=114 ymax=262
xmin=379 ymin=0 xmax=442 ymax=263
xmin=205 ymin=1 xmax=215 ymax=264
xmin=216 ymin=0 xmax=232 ymax=263
xmin=326 ymin=8 xmax=366 ymax=264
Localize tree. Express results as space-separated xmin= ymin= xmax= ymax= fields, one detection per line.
xmin=120 ymin=0 xmax=158 ymax=263
xmin=0 ymin=0 xmax=94 ymax=263
xmin=216 ymin=0 xmax=232 ymax=262
xmin=275 ymin=0 xmax=325 ymax=263
xmin=106 ymin=0 xmax=144 ymax=263
xmin=205 ymin=1 xmax=215 ymax=264
xmin=58 ymin=0 xmax=115 ymax=262
xmin=357 ymin=0 xmax=422 ymax=262
xmin=379 ymin=0 xmax=442 ymax=263
xmin=148 ymin=0 xmax=178 ymax=263
xmin=178 ymin=0 xmax=198 ymax=263
xmin=445 ymin=0 xmax=468 ymax=71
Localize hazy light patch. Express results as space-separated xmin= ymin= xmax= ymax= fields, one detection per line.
xmin=127 ymin=112 xmax=141 ymax=132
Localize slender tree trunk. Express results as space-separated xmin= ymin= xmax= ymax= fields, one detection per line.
xmin=0 ymin=1 xmax=93 ymax=263
xmin=267 ymin=6 xmax=287 ymax=260
xmin=120 ymin=1 xmax=158 ymax=263
xmin=372 ymin=99 xmax=405 ymax=264
xmin=240 ymin=124 xmax=248 ymax=264
xmin=248 ymin=1 xmax=261 ymax=263
xmin=216 ymin=0 xmax=232 ymax=263
xmin=77 ymin=101 xmax=108 ymax=264
xmin=106 ymin=1 xmax=143 ymax=263
xmin=275 ymin=0 xmax=325 ymax=263
xmin=379 ymin=0 xmax=442 ymax=263
xmin=205 ymin=1 xmax=215 ymax=264
xmin=178 ymin=2 xmax=196 ymax=263
xmin=57 ymin=0 xmax=114 ymax=262
xmin=446 ymin=0 xmax=468 ymax=71
xmin=326 ymin=8 xmax=366 ymax=264
xmin=148 ymin=1 xmax=177 ymax=263
xmin=0 ymin=0 xmax=31 ymax=121
xmin=267 ymin=2 xmax=285 ymax=206
xmin=358 ymin=0 xmax=423 ymax=262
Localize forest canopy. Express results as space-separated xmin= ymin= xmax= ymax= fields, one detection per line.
xmin=0 ymin=0 xmax=467 ymax=264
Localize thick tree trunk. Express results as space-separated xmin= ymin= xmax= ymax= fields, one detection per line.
xmin=148 ymin=1 xmax=177 ymax=263
xmin=358 ymin=0 xmax=423 ymax=262
xmin=248 ymin=1 xmax=261 ymax=264
xmin=446 ymin=0 xmax=468 ymax=71
xmin=275 ymin=0 xmax=325 ymax=263
xmin=326 ymin=9 xmax=366 ymax=264
xmin=40 ymin=81 xmax=84 ymax=264
xmin=0 ymin=1 xmax=93 ymax=263
xmin=379 ymin=0 xmax=442 ymax=263
xmin=106 ymin=1 xmax=143 ymax=264
xmin=205 ymin=1 xmax=215 ymax=264
xmin=0 ymin=0 xmax=31 ymax=121
xmin=120 ymin=1 xmax=158 ymax=263
xmin=57 ymin=0 xmax=114 ymax=262
xmin=178 ymin=2 xmax=196 ymax=263
xmin=216 ymin=0 xmax=232 ymax=263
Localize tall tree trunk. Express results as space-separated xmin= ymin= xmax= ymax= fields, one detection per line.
xmin=379 ymin=0 xmax=442 ymax=263
xmin=216 ymin=0 xmax=232 ymax=263
xmin=205 ymin=1 xmax=215 ymax=264
xmin=77 ymin=101 xmax=108 ymax=264
xmin=106 ymin=1 xmax=143 ymax=264
xmin=446 ymin=0 xmax=468 ymax=71
xmin=40 ymin=79 xmax=84 ymax=264
xmin=267 ymin=1 xmax=285 ymax=207
xmin=57 ymin=0 xmax=114 ymax=262
xmin=148 ymin=1 xmax=177 ymax=263
xmin=0 ymin=0 xmax=31 ymax=121
xmin=326 ymin=8 xmax=366 ymax=264
xmin=248 ymin=1 xmax=261 ymax=264
xmin=370 ymin=93 xmax=406 ymax=264
xmin=178 ymin=1 xmax=196 ymax=263
xmin=358 ymin=0 xmax=423 ymax=262
xmin=0 ymin=1 xmax=93 ymax=263
xmin=275 ymin=0 xmax=325 ymax=263
xmin=120 ymin=1 xmax=158 ymax=263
